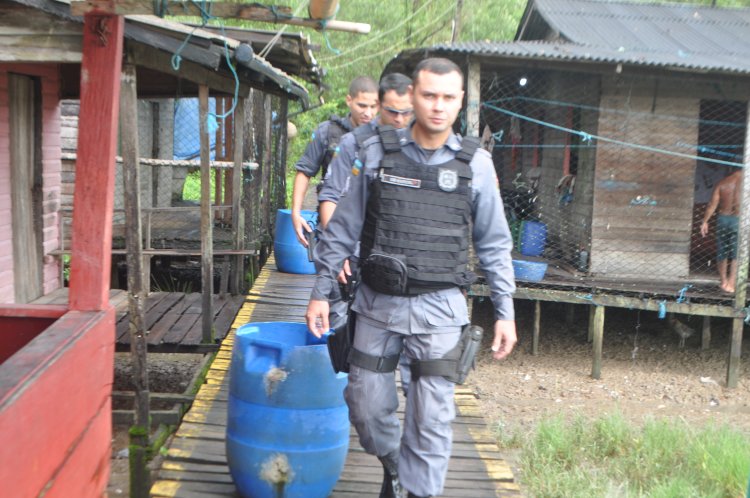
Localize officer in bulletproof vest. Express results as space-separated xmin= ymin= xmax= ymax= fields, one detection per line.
xmin=318 ymin=72 xmax=416 ymax=395
xmin=306 ymin=58 xmax=518 ymax=498
xmin=290 ymin=76 xmax=379 ymax=248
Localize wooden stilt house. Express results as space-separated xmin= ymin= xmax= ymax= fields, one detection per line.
xmin=385 ymin=0 xmax=750 ymax=386
xmin=0 ymin=0 xmax=309 ymax=495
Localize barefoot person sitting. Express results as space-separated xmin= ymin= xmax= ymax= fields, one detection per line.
xmin=700 ymin=168 xmax=742 ymax=293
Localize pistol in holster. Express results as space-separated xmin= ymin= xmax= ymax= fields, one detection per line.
xmin=326 ymin=273 xmax=359 ymax=374
xmin=305 ymin=229 xmax=317 ymax=262
xmin=409 ymin=324 xmax=484 ymax=385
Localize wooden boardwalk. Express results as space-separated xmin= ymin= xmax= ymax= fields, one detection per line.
xmin=33 ymin=288 xmax=245 ymax=352
xmin=150 ymin=257 xmax=522 ymax=497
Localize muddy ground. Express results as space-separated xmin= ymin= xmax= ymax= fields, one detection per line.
xmin=468 ymin=298 xmax=750 ymax=476
xmin=106 ymin=300 xmax=750 ymax=496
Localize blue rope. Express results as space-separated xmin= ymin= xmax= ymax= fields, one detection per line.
xmin=485 ymin=95 xmax=745 ymax=128
xmin=319 ymin=4 xmax=341 ymax=55
xmin=170 ymin=1 xmax=239 ymax=122
xmin=658 ymin=300 xmax=667 ymax=319
xmin=676 ymin=284 xmax=693 ymax=304
xmin=482 ymin=103 xmax=745 ymax=169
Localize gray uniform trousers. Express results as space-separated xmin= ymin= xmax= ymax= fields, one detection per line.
xmin=344 ymin=316 xmax=461 ymax=497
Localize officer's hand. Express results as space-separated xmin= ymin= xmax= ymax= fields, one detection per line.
xmin=336 ymin=259 xmax=352 ymax=284
xmin=292 ymin=211 xmax=312 ymax=247
xmin=491 ymin=320 xmax=517 ymax=360
xmin=306 ymin=299 xmax=330 ymax=338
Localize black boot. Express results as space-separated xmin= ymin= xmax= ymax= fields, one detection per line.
xmin=407 ymin=493 xmax=431 ymax=498
xmin=377 ymin=450 xmax=402 ymax=498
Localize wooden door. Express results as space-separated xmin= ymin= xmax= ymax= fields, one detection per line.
xmin=9 ymin=73 xmax=43 ymax=303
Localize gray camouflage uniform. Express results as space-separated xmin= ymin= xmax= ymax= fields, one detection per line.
xmin=311 ymin=124 xmax=515 ymax=497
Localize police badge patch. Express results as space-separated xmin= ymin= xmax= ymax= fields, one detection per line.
xmin=438 ymin=168 xmax=459 ymax=192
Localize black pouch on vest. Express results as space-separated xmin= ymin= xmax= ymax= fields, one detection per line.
xmin=361 ymin=253 xmax=408 ymax=295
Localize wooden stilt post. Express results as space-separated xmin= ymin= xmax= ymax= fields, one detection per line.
xmin=590 ymin=305 xmax=605 ymax=379
xmin=199 ymin=85 xmax=214 ymax=343
xmin=532 ymin=300 xmax=540 ymax=355
xmin=565 ymin=303 xmax=575 ymax=329
xmin=588 ymin=305 xmax=595 ymax=343
xmin=68 ymin=13 xmax=123 ymax=311
xmin=231 ymin=97 xmax=246 ymax=295
xmin=466 ymin=57 xmax=480 ymax=138
xmin=701 ymin=315 xmax=711 ymax=350
xmin=727 ymin=101 xmax=750 ymax=388
xmin=120 ymin=61 xmax=150 ymax=498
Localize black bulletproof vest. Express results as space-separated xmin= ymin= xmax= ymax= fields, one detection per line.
xmin=320 ymin=115 xmax=352 ymax=179
xmin=360 ymin=126 xmax=480 ymax=295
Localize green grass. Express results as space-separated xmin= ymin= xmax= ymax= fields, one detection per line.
xmin=182 ymin=169 xmax=215 ymax=202
xmin=494 ymin=412 xmax=750 ymax=498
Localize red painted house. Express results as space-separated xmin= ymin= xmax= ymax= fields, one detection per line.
xmin=0 ymin=0 xmax=307 ymax=495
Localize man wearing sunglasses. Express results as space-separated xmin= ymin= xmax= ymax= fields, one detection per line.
xmin=318 ymin=72 xmax=414 ymax=226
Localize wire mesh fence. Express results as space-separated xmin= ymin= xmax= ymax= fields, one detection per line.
xmin=58 ymin=90 xmax=289 ymax=293
xmin=471 ymin=67 xmax=747 ymax=309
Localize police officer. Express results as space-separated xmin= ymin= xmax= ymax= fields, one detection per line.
xmin=306 ymin=58 xmax=517 ymax=498
xmin=291 ymin=76 xmax=379 ymax=245
xmin=318 ymin=72 xmax=413 ymax=227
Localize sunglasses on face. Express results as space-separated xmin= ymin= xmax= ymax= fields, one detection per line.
xmin=382 ymin=106 xmax=413 ymax=116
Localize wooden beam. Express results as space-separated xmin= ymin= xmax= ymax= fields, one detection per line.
xmin=701 ymin=315 xmax=711 ymax=350
xmin=231 ymin=97 xmax=246 ymax=295
xmin=532 ymin=300 xmax=540 ymax=355
xmin=68 ymin=13 xmax=124 ymax=311
xmin=466 ymin=57 xmax=480 ymax=138
xmin=727 ymin=100 xmax=750 ymax=388
xmin=590 ymin=305 xmax=605 ymax=379
xmin=199 ymin=84 xmax=214 ymax=344
xmin=128 ymin=43 xmax=249 ymax=98
xmin=69 ymin=1 xmax=370 ymax=33
xmin=470 ymin=284 xmax=742 ymax=318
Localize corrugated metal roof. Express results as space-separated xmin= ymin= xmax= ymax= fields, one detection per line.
xmin=391 ymin=1 xmax=750 ymax=77
xmin=521 ymin=0 xmax=750 ymax=67
xmin=413 ymin=38 xmax=750 ymax=75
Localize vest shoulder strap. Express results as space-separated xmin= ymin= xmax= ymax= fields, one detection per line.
xmin=378 ymin=125 xmax=401 ymax=153
xmin=353 ymin=124 xmax=377 ymax=149
xmin=455 ymin=136 xmax=480 ymax=164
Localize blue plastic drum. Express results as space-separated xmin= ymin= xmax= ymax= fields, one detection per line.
xmin=274 ymin=209 xmax=317 ymax=274
xmin=226 ymin=322 xmax=349 ymax=498
xmin=519 ymin=220 xmax=547 ymax=257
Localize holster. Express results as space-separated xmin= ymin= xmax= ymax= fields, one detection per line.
xmin=327 ymin=310 xmax=355 ymax=374
xmin=409 ymin=324 xmax=483 ymax=384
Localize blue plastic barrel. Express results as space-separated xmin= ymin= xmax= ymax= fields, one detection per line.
xmin=274 ymin=209 xmax=317 ymax=274
xmin=519 ymin=220 xmax=547 ymax=257
xmin=226 ymin=322 xmax=349 ymax=498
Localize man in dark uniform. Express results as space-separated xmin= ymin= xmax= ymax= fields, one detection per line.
xmin=306 ymin=58 xmax=517 ymax=498
xmin=291 ymin=76 xmax=378 ymax=245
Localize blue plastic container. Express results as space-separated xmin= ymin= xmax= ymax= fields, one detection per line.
xmin=512 ymin=259 xmax=548 ymax=282
xmin=274 ymin=209 xmax=317 ymax=274
xmin=519 ymin=220 xmax=547 ymax=257
xmin=226 ymin=322 xmax=349 ymax=498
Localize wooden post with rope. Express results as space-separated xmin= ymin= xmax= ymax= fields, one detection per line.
xmin=70 ymin=0 xmax=371 ymax=34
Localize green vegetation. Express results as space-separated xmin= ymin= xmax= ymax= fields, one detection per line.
xmin=495 ymin=412 xmax=750 ymax=497
xmin=182 ymin=169 xmax=215 ymax=202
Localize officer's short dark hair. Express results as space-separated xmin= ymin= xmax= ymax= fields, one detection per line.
xmin=412 ymin=58 xmax=463 ymax=86
xmin=348 ymin=76 xmax=378 ymax=98
xmin=378 ymin=73 xmax=412 ymax=101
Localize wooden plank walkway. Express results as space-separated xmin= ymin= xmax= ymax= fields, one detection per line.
xmin=33 ymin=288 xmax=245 ymax=352
xmin=150 ymin=256 xmax=522 ymax=497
